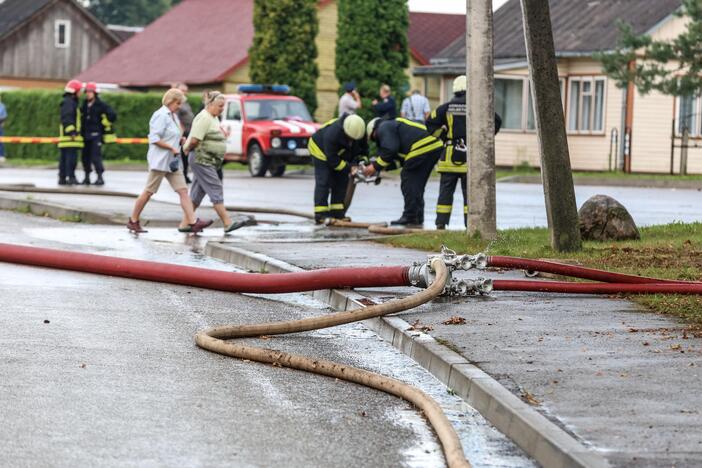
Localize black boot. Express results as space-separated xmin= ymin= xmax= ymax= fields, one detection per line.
xmin=390 ymin=216 xmax=413 ymax=226
xmin=95 ymin=174 xmax=105 ymax=186
xmin=67 ymin=176 xmax=78 ymax=185
xmin=82 ymin=174 xmax=91 ymax=185
xmin=58 ymin=178 xmax=67 ymax=186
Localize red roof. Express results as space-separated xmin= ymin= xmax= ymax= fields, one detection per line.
xmin=76 ymin=0 xmax=253 ymax=86
xmin=77 ymin=1 xmax=465 ymax=86
xmin=408 ymin=12 xmax=466 ymax=65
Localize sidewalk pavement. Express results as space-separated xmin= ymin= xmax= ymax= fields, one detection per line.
xmin=213 ymin=238 xmax=702 ymax=467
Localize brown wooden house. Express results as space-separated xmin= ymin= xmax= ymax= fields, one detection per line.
xmin=0 ymin=0 xmax=119 ymax=90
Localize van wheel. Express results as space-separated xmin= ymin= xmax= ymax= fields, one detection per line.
xmin=247 ymin=143 xmax=269 ymax=177
xmin=269 ymin=162 xmax=286 ymax=177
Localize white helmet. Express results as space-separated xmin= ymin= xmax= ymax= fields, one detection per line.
xmin=452 ymin=75 xmax=467 ymax=94
xmin=366 ymin=117 xmax=380 ymax=140
xmin=343 ymin=114 xmax=366 ymax=140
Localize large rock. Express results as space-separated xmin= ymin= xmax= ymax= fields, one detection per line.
xmin=578 ymin=195 xmax=640 ymax=241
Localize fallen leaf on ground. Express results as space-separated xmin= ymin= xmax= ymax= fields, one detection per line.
xmin=407 ymin=319 xmax=433 ymax=333
xmin=442 ymin=316 xmax=466 ymax=325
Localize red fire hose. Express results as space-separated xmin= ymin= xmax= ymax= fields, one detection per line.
xmin=488 ymin=256 xmax=699 ymax=285
xmin=0 ymin=242 xmax=408 ymax=294
xmin=492 ymin=280 xmax=702 ymax=295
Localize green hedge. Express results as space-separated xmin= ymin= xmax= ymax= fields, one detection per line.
xmin=0 ymin=90 xmax=201 ymax=160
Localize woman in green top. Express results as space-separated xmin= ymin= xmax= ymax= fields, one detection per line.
xmin=183 ymin=91 xmax=247 ymax=233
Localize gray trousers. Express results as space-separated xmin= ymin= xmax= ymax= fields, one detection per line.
xmin=188 ymin=152 xmax=224 ymax=205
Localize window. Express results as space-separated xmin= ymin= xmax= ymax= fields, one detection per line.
xmin=226 ymin=101 xmax=241 ymax=120
xmin=677 ymin=95 xmax=699 ymax=136
xmin=243 ymin=99 xmax=312 ymax=122
xmin=55 ymin=20 xmax=71 ymax=48
xmin=567 ymin=77 xmax=606 ymax=134
xmin=496 ymin=76 xmax=565 ymax=131
xmin=495 ymin=78 xmax=524 ymax=130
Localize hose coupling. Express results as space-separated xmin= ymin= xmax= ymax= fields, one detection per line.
xmin=445 ymin=277 xmax=493 ymax=296
xmin=408 ymin=247 xmax=493 ymax=296
xmin=428 ymin=245 xmax=487 ymax=271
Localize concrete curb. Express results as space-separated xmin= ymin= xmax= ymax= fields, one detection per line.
xmin=205 ymin=241 xmax=608 ymax=468
xmin=0 ymin=195 xmax=123 ymax=225
xmin=500 ymin=174 xmax=702 ymax=190
xmin=0 ymin=194 xmax=197 ymax=228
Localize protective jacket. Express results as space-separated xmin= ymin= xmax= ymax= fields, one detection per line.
xmin=58 ymin=94 xmax=83 ymax=149
xmin=81 ymin=96 xmax=117 ymax=144
xmin=308 ymin=116 xmax=369 ymax=171
xmin=371 ymin=118 xmax=443 ymax=172
xmin=425 ymin=92 xmax=502 ymax=173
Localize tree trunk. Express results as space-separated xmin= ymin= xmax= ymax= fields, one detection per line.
xmin=466 ymin=0 xmax=497 ymax=240
xmin=520 ymin=0 xmax=582 ymax=251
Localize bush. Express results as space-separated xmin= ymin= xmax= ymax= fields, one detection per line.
xmin=335 ymin=0 xmax=409 ymax=121
xmin=0 ymin=90 xmax=200 ymax=160
xmin=249 ymin=0 xmax=319 ymax=115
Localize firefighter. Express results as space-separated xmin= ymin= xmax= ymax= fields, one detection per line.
xmin=308 ymin=114 xmax=367 ymax=223
xmin=58 ymin=80 xmax=84 ymax=185
xmin=364 ymin=117 xmax=444 ymax=228
xmin=80 ymin=82 xmax=117 ymax=185
xmin=426 ymin=75 xmax=502 ymax=229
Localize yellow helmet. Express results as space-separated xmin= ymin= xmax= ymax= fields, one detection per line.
xmin=343 ymin=114 xmax=366 ymax=140
xmin=366 ymin=117 xmax=380 ymax=140
xmin=453 ymin=75 xmax=467 ymax=94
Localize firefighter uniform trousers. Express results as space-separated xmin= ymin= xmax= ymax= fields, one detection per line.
xmin=401 ymin=148 xmax=441 ymax=224
xmin=436 ymin=170 xmax=467 ymax=227
xmin=59 ymin=148 xmax=79 ymax=181
xmin=313 ymin=157 xmax=349 ymax=221
xmin=82 ymin=137 xmax=105 ymax=177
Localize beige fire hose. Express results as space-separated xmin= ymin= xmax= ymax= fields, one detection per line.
xmin=195 ymin=259 xmax=470 ymax=468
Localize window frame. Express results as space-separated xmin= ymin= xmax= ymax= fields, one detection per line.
xmin=54 ymin=20 xmax=71 ymax=48
xmin=495 ymin=74 xmax=566 ymax=133
xmin=566 ymin=76 xmax=607 ymax=136
xmin=675 ymin=95 xmax=701 ymax=137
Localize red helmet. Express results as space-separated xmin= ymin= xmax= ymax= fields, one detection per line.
xmin=85 ymin=82 xmax=98 ymax=92
xmin=64 ymin=79 xmax=84 ymax=94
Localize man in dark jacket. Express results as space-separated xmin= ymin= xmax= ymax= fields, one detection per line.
xmin=58 ymin=80 xmax=84 ymax=185
xmin=307 ymin=114 xmax=367 ymax=223
xmin=364 ymin=117 xmax=443 ymax=228
xmin=80 ymin=82 xmax=116 ymax=185
xmin=426 ymin=75 xmax=502 ymax=229
xmin=371 ymin=84 xmax=397 ymax=120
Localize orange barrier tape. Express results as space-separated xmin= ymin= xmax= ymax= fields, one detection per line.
xmin=0 ymin=136 xmax=148 ymax=144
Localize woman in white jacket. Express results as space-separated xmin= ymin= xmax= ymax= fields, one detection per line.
xmin=127 ymin=88 xmax=212 ymax=234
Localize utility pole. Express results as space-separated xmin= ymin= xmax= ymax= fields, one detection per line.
xmin=520 ymin=0 xmax=582 ymax=251
xmin=466 ymin=0 xmax=497 ymax=240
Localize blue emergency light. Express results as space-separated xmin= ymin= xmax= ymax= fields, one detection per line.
xmin=238 ymin=84 xmax=290 ymax=94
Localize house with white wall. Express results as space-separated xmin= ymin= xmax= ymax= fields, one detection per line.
xmin=414 ymin=0 xmax=699 ymax=174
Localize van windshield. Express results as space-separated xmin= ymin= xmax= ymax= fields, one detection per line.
xmin=244 ymin=99 xmax=313 ymax=122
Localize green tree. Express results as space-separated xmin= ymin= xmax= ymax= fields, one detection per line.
xmin=248 ymin=0 xmax=319 ymax=115
xmin=598 ymin=0 xmax=702 ymax=96
xmin=85 ymin=0 xmax=179 ymax=27
xmin=335 ymin=0 xmax=409 ymax=120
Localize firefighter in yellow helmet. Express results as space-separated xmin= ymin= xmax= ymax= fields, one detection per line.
xmin=307 ymin=114 xmax=368 ymax=223
xmin=58 ymin=79 xmax=84 ymax=185
xmin=426 ymin=75 xmax=502 ymax=229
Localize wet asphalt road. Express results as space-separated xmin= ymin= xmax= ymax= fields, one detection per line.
xmin=0 ymin=167 xmax=700 ymax=229
xmin=0 ymin=211 xmax=533 ymax=467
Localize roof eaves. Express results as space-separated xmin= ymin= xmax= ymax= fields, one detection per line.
xmin=643 ymin=8 xmax=683 ymax=37
xmin=410 ymin=47 xmax=429 ymax=66
xmin=0 ymin=0 xmax=54 ymax=42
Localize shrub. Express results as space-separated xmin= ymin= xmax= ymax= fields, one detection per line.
xmin=0 ymin=90 xmax=200 ymax=160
